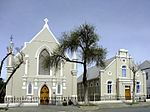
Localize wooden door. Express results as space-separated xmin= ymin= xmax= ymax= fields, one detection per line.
xmin=40 ymin=85 xmax=49 ymax=104
xmin=125 ymin=86 xmax=131 ymax=100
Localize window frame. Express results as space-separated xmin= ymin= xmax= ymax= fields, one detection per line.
xmin=136 ymin=82 xmax=140 ymax=93
xmin=27 ymin=82 xmax=33 ymax=95
xmin=107 ymin=81 xmax=112 ymax=94
xmin=122 ymin=65 xmax=126 ymax=77
xmin=56 ymin=84 xmax=62 ymax=95
xmin=38 ymin=49 xmax=50 ymax=75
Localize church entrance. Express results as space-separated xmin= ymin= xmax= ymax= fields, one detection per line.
xmin=40 ymin=85 xmax=49 ymax=104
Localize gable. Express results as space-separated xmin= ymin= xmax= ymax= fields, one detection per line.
xmin=17 ymin=19 xmax=59 ymax=56
xmin=30 ymin=26 xmax=59 ymax=44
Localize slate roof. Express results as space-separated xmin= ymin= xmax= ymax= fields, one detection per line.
xmin=139 ymin=60 xmax=150 ymax=70
xmin=77 ymin=56 xmax=115 ymax=83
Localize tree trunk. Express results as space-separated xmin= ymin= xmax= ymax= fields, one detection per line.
xmin=83 ymin=62 xmax=88 ymax=104
xmin=0 ymin=61 xmax=23 ymax=96
xmin=0 ymin=52 xmax=12 ymax=77
xmin=132 ymin=73 xmax=136 ymax=103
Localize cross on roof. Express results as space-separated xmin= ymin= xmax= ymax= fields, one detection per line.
xmin=44 ymin=18 xmax=48 ymax=24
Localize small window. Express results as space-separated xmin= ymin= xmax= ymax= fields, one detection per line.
xmin=122 ymin=66 xmax=126 ymax=77
xmin=136 ymin=82 xmax=140 ymax=93
xmin=96 ymin=82 xmax=99 ymax=86
xmin=107 ymin=81 xmax=112 ymax=94
xmin=28 ymin=82 xmax=32 ymax=94
xmin=108 ymin=71 xmax=112 ymax=75
xmin=146 ymin=72 xmax=148 ymax=80
xmin=122 ymin=59 xmax=126 ymax=63
xmin=95 ymin=83 xmax=99 ymax=93
xmin=57 ymin=84 xmax=62 ymax=94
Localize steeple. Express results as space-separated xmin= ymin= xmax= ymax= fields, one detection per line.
xmin=6 ymin=36 xmax=14 ymax=96
xmin=7 ymin=35 xmax=14 ymax=54
xmin=7 ymin=35 xmax=14 ymax=67
xmin=71 ymin=51 xmax=77 ymax=76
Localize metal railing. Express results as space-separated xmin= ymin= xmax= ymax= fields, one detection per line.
xmin=4 ymin=96 xmax=78 ymax=105
xmin=78 ymin=95 xmax=147 ymax=102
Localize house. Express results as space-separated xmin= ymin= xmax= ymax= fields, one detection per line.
xmin=5 ymin=18 xmax=77 ymax=105
xmin=139 ymin=60 xmax=150 ymax=98
xmin=77 ymin=49 xmax=146 ymax=101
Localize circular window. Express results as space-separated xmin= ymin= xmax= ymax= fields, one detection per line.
xmin=136 ymin=73 xmax=140 ymax=77
xmin=122 ymin=59 xmax=126 ymax=63
xmin=108 ymin=71 xmax=112 ymax=75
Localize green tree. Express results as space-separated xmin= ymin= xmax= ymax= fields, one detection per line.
xmin=44 ymin=23 xmax=106 ymax=104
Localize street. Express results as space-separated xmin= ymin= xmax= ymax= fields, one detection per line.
xmin=1 ymin=105 xmax=150 ymax=112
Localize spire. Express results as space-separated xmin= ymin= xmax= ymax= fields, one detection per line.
xmin=7 ymin=35 xmax=14 ymax=53
xmin=6 ymin=35 xmax=14 ymax=68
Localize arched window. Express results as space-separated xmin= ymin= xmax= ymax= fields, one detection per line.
xmin=136 ymin=82 xmax=140 ymax=93
xmin=39 ymin=49 xmax=50 ymax=75
xmin=107 ymin=81 xmax=112 ymax=94
xmin=122 ymin=66 xmax=126 ymax=77
xmin=28 ymin=82 xmax=32 ymax=94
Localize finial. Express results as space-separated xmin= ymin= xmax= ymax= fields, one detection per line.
xmin=10 ymin=35 xmax=13 ymax=43
xmin=44 ymin=18 xmax=48 ymax=25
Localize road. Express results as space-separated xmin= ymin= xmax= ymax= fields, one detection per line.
xmin=1 ymin=105 xmax=150 ymax=112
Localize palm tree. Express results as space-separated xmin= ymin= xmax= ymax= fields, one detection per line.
xmin=44 ymin=23 xmax=106 ymax=104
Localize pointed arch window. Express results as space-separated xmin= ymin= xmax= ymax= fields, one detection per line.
xmin=39 ymin=49 xmax=50 ymax=75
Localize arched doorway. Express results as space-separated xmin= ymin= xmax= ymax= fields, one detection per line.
xmin=40 ymin=85 xmax=49 ymax=104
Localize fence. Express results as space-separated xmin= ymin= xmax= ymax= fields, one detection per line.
xmin=4 ymin=95 xmax=147 ymax=104
xmin=4 ymin=96 xmax=77 ymax=105
xmin=78 ymin=95 xmax=147 ymax=102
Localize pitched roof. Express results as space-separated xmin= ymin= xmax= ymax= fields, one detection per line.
xmin=139 ymin=60 xmax=150 ymax=70
xmin=77 ymin=57 xmax=115 ymax=83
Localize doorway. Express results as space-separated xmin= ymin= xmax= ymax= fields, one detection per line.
xmin=40 ymin=85 xmax=49 ymax=104
xmin=125 ymin=86 xmax=131 ymax=100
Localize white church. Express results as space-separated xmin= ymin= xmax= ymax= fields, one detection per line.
xmin=5 ymin=18 xmax=77 ymax=105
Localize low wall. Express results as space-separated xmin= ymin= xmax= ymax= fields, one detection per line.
xmin=0 ymin=103 xmax=38 ymax=108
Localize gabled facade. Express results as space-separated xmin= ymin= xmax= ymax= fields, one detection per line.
xmin=5 ymin=18 xmax=77 ymax=104
xmin=77 ymin=49 xmax=146 ymax=101
xmin=139 ymin=60 xmax=150 ymax=98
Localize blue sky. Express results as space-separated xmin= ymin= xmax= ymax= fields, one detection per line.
xmin=0 ymin=0 xmax=150 ymax=79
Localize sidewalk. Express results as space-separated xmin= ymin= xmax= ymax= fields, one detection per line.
xmin=79 ymin=101 xmax=150 ymax=110
xmin=97 ymin=102 xmax=150 ymax=109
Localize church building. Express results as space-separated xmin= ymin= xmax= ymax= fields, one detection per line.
xmin=78 ymin=49 xmax=147 ymax=102
xmin=5 ymin=18 xmax=77 ymax=104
